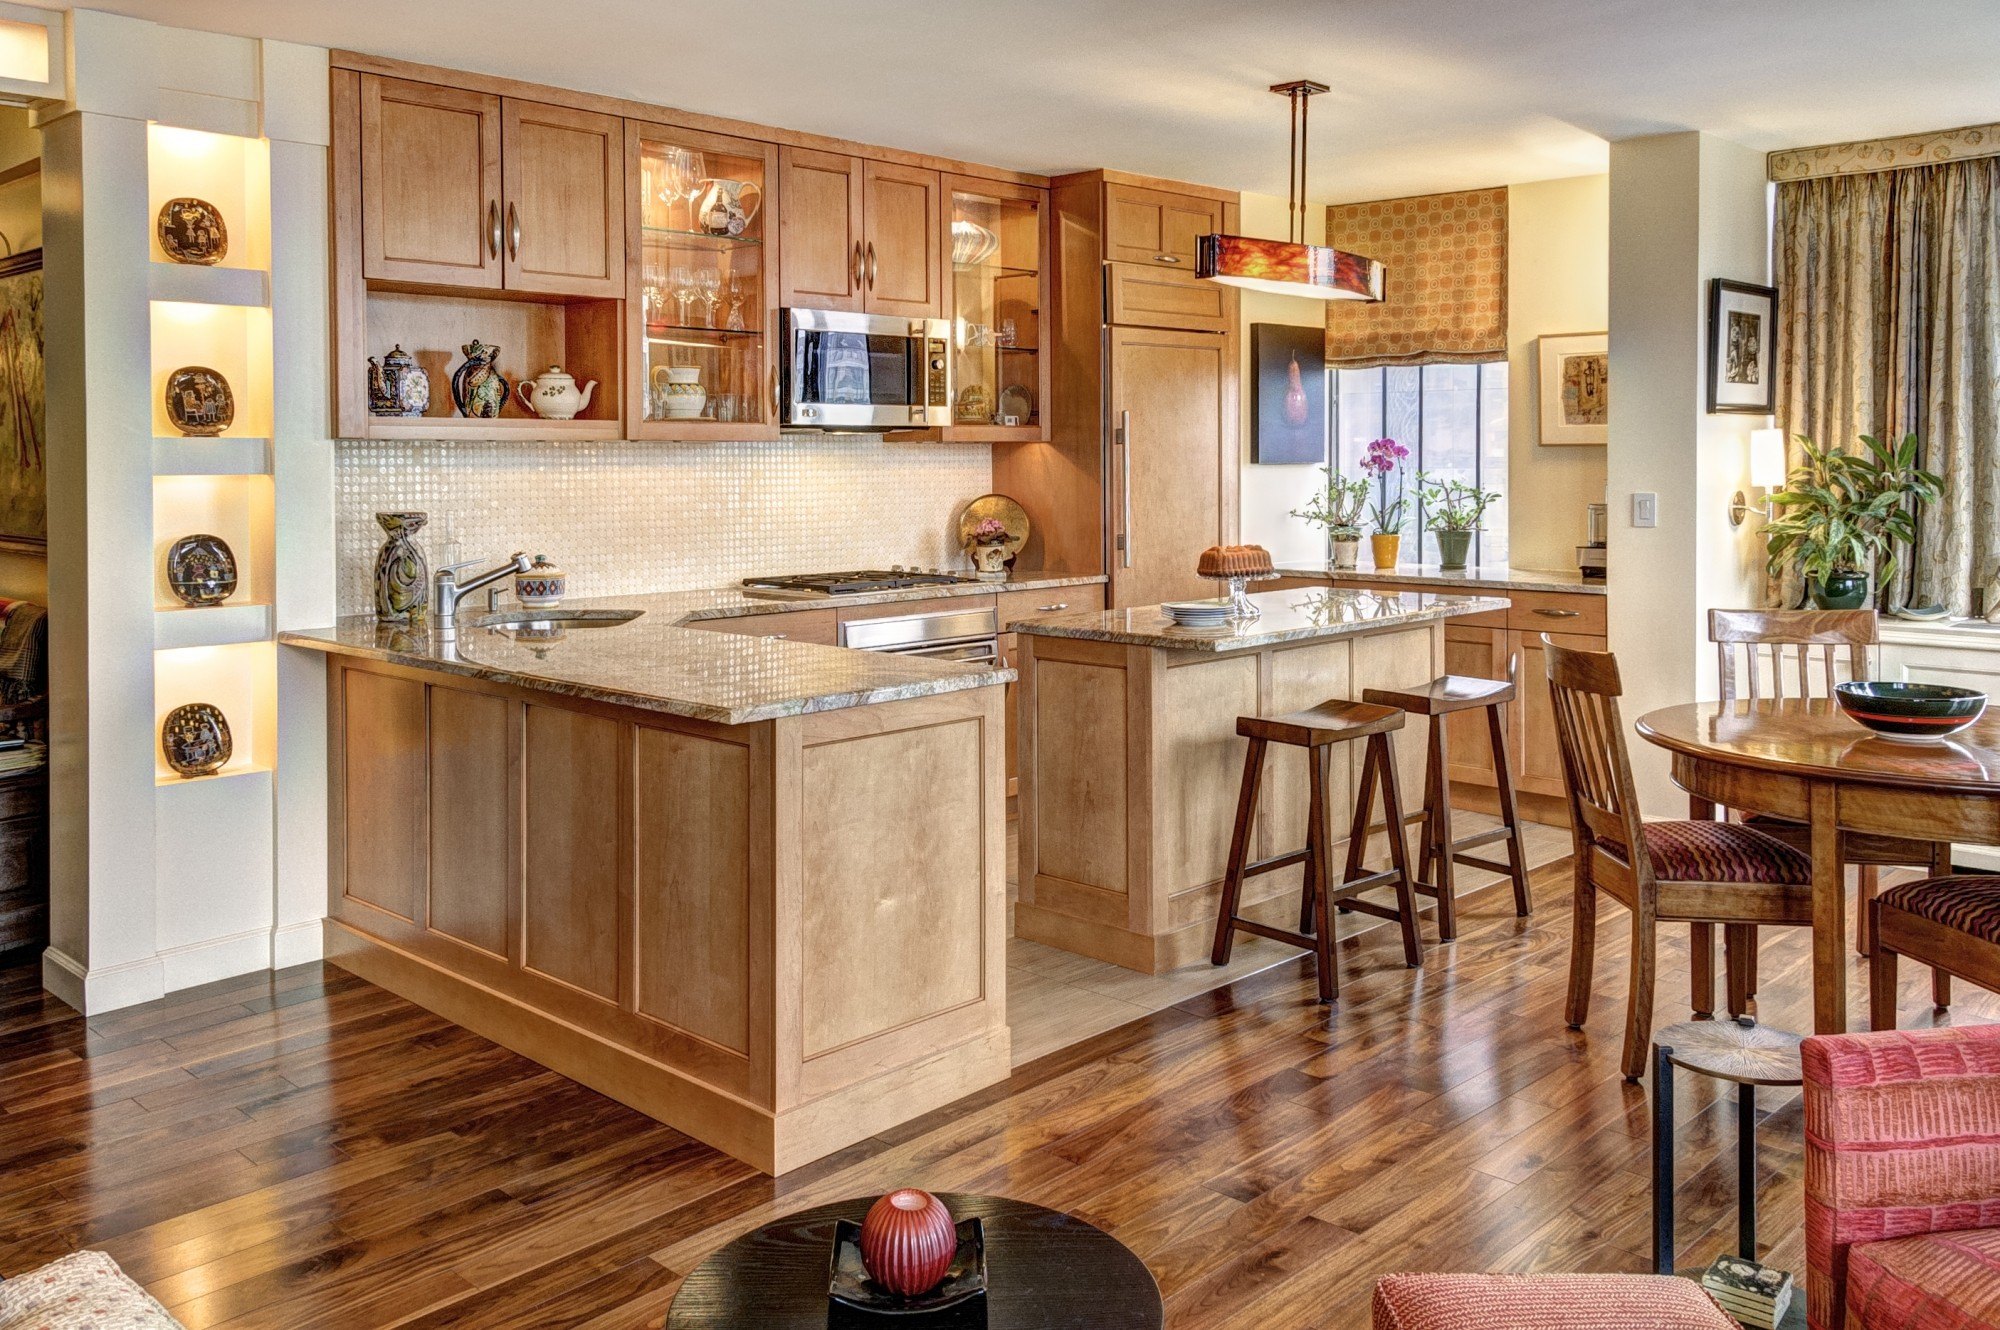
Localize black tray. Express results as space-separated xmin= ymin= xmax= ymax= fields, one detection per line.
xmin=827 ymin=1217 xmax=987 ymax=1324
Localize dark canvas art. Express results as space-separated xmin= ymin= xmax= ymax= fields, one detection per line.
xmin=0 ymin=250 xmax=42 ymax=552
xmin=1250 ymin=323 xmax=1327 ymax=464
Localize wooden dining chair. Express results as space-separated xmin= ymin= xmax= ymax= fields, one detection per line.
xmin=1709 ymin=609 xmax=1953 ymax=966
xmin=1544 ymin=636 xmax=1817 ymax=1081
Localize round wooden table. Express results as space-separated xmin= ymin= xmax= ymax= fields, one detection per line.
xmin=1636 ymin=699 xmax=2000 ymax=1033
xmin=665 ymin=1193 xmax=1163 ymax=1329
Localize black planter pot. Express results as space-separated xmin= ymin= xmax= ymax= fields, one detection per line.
xmin=1810 ymin=571 xmax=1870 ymax=610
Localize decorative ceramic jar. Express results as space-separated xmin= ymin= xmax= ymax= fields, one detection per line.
xmin=1811 ymin=570 xmax=1869 ymax=610
xmin=1435 ymin=530 xmax=1473 ymax=571
xmin=964 ymin=516 xmax=1012 ymax=580
xmin=692 ymin=177 xmax=762 ymax=236
xmin=451 ymin=340 xmax=509 ymax=419
xmin=1370 ymin=532 xmax=1402 ymax=571
xmin=161 ymin=702 xmax=231 ymax=778
xmin=514 ymin=555 xmax=566 ymax=608
xmin=368 ymin=344 xmax=430 ymax=418
xmin=156 ymin=197 xmax=227 ymax=265
xmin=374 ymin=511 xmax=429 ymax=622
xmin=164 ymin=365 xmax=233 ymax=437
xmin=656 ymin=365 xmax=706 ymax=420
xmin=858 ymin=1189 xmax=957 ymax=1297
xmin=166 ymin=533 xmax=237 ymax=607
xmin=515 ymin=365 xmax=598 ymax=420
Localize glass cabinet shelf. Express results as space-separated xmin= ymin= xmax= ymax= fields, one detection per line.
xmin=946 ymin=180 xmax=1047 ymax=438
xmin=642 ymin=226 xmax=763 ymax=249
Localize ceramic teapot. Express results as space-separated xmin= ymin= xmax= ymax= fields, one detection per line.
xmin=515 ymin=365 xmax=598 ymax=420
xmin=693 ymin=178 xmax=763 ymax=236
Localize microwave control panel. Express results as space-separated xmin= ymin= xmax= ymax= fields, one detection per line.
xmin=926 ymin=338 xmax=949 ymax=405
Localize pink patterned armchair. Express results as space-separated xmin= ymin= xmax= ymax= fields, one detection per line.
xmin=1803 ymin=1023 xmax=2000 ymax=1330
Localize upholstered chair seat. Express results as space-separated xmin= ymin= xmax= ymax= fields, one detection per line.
xmin=1876 ymin=874 xmax=2000 ymax=942
xmin=1623 ymin=821 xmax=1812 ymax=885
xmin=1844 ymin=1227 xmax=2000 ymax=1330
xmin=1371 ymin=1272 xmax=1737 ymax=1329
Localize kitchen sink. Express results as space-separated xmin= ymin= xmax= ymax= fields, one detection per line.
xmin=474 ymin=608 xmax=643 ymax=635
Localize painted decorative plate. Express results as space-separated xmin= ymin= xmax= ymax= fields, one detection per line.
xmin=956 ymin=494 xmax=1029 ymax=559
xmin=166 ymin=532 xmax=237 ymax=606
xmin=156 ymin=196 xmax=228 ymax=265
xmin=164 ymin=365 xmax=234 ymax=437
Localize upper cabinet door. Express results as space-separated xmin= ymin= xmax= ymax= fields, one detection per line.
xmin=360 ymin=75 xmax=502 ymax=288
xmin=1103 ymin=182 xmax=1224 ymax=269
xmin=501 ymin=98 xmax=624 ymax=298
xmin=778 ymin=147 xmax=864 ymax=312
xmin=861 ymin=161 xmax=942 ymax=319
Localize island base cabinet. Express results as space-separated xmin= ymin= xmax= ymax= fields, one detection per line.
xmin=323 ymin=658 xmax=1010 ymax=1175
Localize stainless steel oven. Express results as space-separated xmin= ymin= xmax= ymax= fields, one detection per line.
xmin=838 ymin=606 xmax=999 ymax=664
xmin=780 ymin=308 xmax=952 ymax=429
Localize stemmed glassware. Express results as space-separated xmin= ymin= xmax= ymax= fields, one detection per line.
xmin=694 ymin=268 xmax=721 ymax=327
xmin=724 ymin=274 xmax=747 ymax=331
xmin=670 ymin=265 xmax=698 ymax=326
xmin=657 ymin=147 xmax=707 ymax=231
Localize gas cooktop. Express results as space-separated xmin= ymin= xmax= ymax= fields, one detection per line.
xmin=741 ymin=569 xmax=982 ymax=597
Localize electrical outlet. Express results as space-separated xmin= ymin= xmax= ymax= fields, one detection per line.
xmin=1632 ymin=492 xmax=1658 ymax=528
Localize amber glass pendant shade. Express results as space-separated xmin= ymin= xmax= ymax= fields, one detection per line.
xmin=1197 ymin=234 xmax=1384 ymax=301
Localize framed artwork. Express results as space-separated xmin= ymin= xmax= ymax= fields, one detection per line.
xmin=1249 ymin=322 xmax=1327 ymax=464
xmin=1707 ymin=278 xmax=1777 ymax=414
xmin=1536 ymin=331 xmax=1607 ymax=446
xmin=0 ymin=248 xmax=42 ymax=553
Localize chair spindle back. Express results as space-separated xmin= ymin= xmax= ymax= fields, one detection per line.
xmin=1542 ymin=636 xmax=1648 ymax=865
xmin=1708 ymin=608 xmax=1876 ymax=704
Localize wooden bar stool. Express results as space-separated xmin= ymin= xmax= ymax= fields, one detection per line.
xmin=1361 ymin=654 xmax=1532 ymax=942
xmin=1209 ymin=698 xmax=1423 ymax=1003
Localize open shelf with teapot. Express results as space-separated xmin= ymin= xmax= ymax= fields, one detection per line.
xmin=624 ymin=120 xmax=780 ymax=441
xmin=929 ymin=176 xmax=1048 ymax=444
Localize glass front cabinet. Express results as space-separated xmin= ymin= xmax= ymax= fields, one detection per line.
xmin=940 ymin=176 xmax=1049 ymax=442
xmin=626 ymin=121 xmax=780 ymax=440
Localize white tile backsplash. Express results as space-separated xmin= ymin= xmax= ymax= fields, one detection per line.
xmin=334 ymin=435 xmax=993 ymax=616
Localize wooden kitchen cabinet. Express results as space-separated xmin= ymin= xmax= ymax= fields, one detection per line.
xmin=359 ymin=75 xmax=503 ymax=289
xmin=1107 ymin=324 xmax=1236 ymax=608
xmin=1512 ymin=627 xmax=1605 ymax=799
xmin=1103 ymin=181 xmax=1224 ymax=268
xmin=500 ymin=98 xmax=624 ymax=298
xmin=1105 ymin=261 xmax=1231 ymax=333
xmin=1442 ymin=624 xmax=1505 ymax=786
xmin=777 ymin=149 xmax=942 ymax=317
xmin=861 ymin=160 xmax=944 ymax=318
xmin=939 ymin=176 xmax=1049 ymax=442
xmin=689 ymin=609 xmax=838 ymax=646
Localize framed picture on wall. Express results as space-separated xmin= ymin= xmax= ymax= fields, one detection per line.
xmin=1536 ymin=331 xmax=1607 ymax=446
xmin=1249 ymin=323 xmax=1327 ymax=464
xmin=1707 ymin=278 xmax=1777 ymax=414
xmin=0 ymin=248 xmax=42 ymax=554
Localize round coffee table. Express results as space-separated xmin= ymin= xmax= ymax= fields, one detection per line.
xmin=666 ymin=1193 xmax=1163 ymax=1329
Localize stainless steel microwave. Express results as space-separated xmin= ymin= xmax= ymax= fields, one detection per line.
xmin=780 ymin=308 xmax=952 ymax=429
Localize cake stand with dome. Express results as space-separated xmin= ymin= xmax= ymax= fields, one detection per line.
xmin=1195 ymin=545 xmax=1280 ymax=620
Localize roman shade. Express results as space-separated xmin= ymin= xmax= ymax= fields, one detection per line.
xmin=1323 ymin=187 xmax=1508 ymax=368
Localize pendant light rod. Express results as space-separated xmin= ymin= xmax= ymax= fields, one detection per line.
xmin=1270 ymin=79 xmax=1328 ymax=245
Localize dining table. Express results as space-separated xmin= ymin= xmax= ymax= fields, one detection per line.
xmin=1635 ymin=698 xmax=2000 ymax=1034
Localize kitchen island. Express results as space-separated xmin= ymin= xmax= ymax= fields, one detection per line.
xmin=283 ymin=590 xmax=1035 ymax=1175
xmin=1012 ymin=585 xmax=1510 ymax=972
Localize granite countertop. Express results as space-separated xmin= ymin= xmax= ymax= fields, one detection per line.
xmin=1274 ymin=563 xmax=1607 ymax=595
xmin=281 ymin=573 xmax=1103 ymax=727
xmin=1012 ymin=587 xmax=1510 ymax=652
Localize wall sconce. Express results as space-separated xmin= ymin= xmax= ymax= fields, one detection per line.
xmin=1730 ymin=427 xmax=1788 ymax=527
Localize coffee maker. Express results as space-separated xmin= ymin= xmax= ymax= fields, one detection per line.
xmin=1577 ymin=502 xmax=1607 ymax=581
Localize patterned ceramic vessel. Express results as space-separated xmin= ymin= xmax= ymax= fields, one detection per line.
xmin=368 ymin=344 xmax=430 ymax=418
xmin=514 ymin=555 xmax=566 ymax=608
xmin=162 ymin=702 xmax=231 ymax=778
xmin=515 ymin=366 xmax=597 ymax=420
xmin=657 ymin=365 xmax=706 ymax=420
xmin=858 ymin=1189 xmax=957 ymax=1298
xmin=164 ymin=365 xmax=233 ymax=437
xmin=1835 ymin=681 xmax=1987 ymax=744
xmin=156 ymin=197 xmax=227 ymax=265
xmin=374 ymin=511 xmax=429 ymax=622
xmin=451 ymin=340 xmax=509 ymax=419
xmin=166 ymin=533 xmax=237 ymax=607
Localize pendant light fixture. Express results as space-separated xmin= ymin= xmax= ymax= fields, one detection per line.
xmin=1197 ymin=80 xmax=1385 ymax=302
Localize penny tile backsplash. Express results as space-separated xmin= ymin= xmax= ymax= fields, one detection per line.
xmin=334 ymin=435 xmax=993 ymax=617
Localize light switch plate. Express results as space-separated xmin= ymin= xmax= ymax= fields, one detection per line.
xmin=1632 ymin=492 xmax=1658 ymax=528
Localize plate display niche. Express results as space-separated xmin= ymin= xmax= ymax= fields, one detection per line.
xmin=165 ymin=532 xmax=237 ymax=606
xmin=161 ymin=701 xmax=232 ymax=778
xmin=164 ymin=365 xmax=234 ymax=437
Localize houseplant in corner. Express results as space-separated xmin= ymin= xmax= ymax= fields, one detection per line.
xmin=1292 ymin=468 xmax=1371 ymax=570
xmin=1416 ymin=473 xmax=1502 ymax=571
xmin=1762 ymin=433 xmax=1943 ymax=609
xmin=1360 ymin=436 xmax=1410 ymax=570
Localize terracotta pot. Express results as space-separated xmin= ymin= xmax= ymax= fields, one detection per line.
xmin=859 ymin=1189 xmax=957 ymax=1296
xmin=1370 ymin=533 xmax=1402 ymax=571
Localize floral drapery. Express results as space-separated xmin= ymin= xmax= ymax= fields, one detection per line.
xmin=1772 ymin=158 xmax=2000 ymax=612
xmin=1324 ymin=187 xmax=1507 ymax=368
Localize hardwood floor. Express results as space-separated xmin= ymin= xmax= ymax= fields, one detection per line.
xmin=0 ymin=861 xmax=1989 ymax=1328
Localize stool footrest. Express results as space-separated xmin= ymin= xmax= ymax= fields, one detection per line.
xmin=1338 ymin=897 xmax=1408 ymax=924
xmin=1453 ymin=853 xmax=1513 ymax=875
xmin=1239 ymin=849 xmax=1310 ymax=881
xmin=1228 ymin=918 xmax=1319 ymax=952
xmin=1452 ymin=827 xmax=1511 ymax=852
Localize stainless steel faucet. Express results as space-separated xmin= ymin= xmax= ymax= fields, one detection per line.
xmin=433 ymin=552 xmax=529 ymax=631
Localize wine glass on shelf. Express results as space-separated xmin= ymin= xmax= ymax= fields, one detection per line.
xmin=694 ymin=268 xmax=721 ymax=327
xmin=669 ymin=265 xmax=696 ymax=326
xmin=724 ymin=274 xmax=747 ymax=331
xmin=658 ymin=148 xmax=700 ymax=230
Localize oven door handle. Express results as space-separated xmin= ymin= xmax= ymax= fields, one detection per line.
xmin=899 ymin=640 xmax=1000 ymax=664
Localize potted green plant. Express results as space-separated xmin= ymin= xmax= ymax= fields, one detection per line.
xmin=1291 ymin=468 xmax=1371 ymax=570
xmin=1360 ymin=437 xmax=1410 ymax=570
xmin=1762 ymin=433 xmax=1943 ymax=609
xmin=1415 ymin=473 xmax=1502 ymax=570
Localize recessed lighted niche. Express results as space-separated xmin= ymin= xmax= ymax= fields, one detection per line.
xmin=153 ymin=642 xmax=275 ymax=783
xmin=146 ymin=124 xmax=271 ymax=272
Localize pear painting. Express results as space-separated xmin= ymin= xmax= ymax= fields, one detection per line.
xmin=1251 ymin=324 xmax=1328 ymax=464
xmin=1284 ymin=352 xmax=1310 ymax=427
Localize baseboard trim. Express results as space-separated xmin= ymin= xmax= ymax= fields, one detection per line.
xmin=271 ymin=918 xmax=325 ymax=969
xmin=34 ymin=916 xmax=331 ymax=1016
xmin=41 ymin=947 xmax=166 ymax=1015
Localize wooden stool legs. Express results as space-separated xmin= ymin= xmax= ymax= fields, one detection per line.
xmin=1409 ymin=702 xmax=1533 ymax=942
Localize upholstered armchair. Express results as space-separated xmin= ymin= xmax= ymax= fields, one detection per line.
xmin=1803 ymin=1023 xmax=2000 ymax=1330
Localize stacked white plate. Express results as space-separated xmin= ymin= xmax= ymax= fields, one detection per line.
xmin=1161 ymin=599 xmax=1232 ymax=628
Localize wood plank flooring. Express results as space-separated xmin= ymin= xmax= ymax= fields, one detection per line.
xmin=0 ymin=861 xmax=1989 ymax=1328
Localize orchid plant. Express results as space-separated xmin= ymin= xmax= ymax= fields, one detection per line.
xmin=1291 ymin=468 xmax=1371 ymax=540
xmin=1359 ymin=436 xmax=1410 ymax=534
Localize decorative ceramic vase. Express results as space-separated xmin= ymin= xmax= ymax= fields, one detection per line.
xmin=1329 ymin=537 xmax=1361 ymax=571
xmin=658 ymin=365 xmax=706 ymax=420
xmin=156 ymin=197 xmax=227 ymax=265
xmin=1811 ymin=570 xmax=1869 ymax=610
xmin=164 ymin=365 xmax=233 ymax=437
xmin=1435 ymin=530 xmax=1473 ymax=571
xmin=692 ymin=177 xmax=762 ymax=236
xmin=161 ymin=702 xmax=231 ymax=778
xmin=514 ymin=554 xmax=566 ymax=608
xmin=451 ymin=340 xmax=509 ymax=419
xmin=858 ymin=1189 xmax=956 ymax=1297
xmin=516 ymin=365 xmax=598 ymax=420
xmin=166 ymin=533 xmax=237 ymax=606
xmin=368 ymin=344 xmax=430 ymax=418
xmin=969 ymin=541 xmax=1010 ymax=579
xmin=1370 ymin=533 xmax=1402 ymax=571
xmin=374 ymin=511 xmax=429 ymax=622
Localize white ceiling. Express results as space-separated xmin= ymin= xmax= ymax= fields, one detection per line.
xmin=100 ymin=0 xmax=2000 ymax=203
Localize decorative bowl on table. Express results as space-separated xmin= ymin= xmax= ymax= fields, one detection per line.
xmin=1834 ymin=681 xmax=1987 ymax=743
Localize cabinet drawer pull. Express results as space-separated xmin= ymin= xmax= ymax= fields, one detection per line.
xmin=865 ymin=242 xmax=877 ymax=289
xmin=1533 ymin=607 xmax=1582 ymax=618
xmin=769 ymin=363 xmax=781 ymax=419
xmin=1116 ymin=409 xmax=1133 ymax=569
xmin=1154 ymin=254 xmax=1181 ymax=264
xmin=507 ymin=202 xmax=520 ymax=259
xmin=487 ymin=201 xmax=500 ymax=258
xmin=1038 ymin=602 xmax=1069 ymax=612
xmin=852 ymin=242 xmax=864 ymax=290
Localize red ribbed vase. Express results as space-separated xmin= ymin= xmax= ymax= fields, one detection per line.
xmin=858 ymin=1188 xmax=956 ymax=1297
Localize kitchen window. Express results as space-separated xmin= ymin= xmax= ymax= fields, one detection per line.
xmin=1331 ymin=362 xmax=1509 ymax=567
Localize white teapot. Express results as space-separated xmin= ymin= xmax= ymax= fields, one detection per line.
xmin=516 ymin=365 xmax=597 ymax=420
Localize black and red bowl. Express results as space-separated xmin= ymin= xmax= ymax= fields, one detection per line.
xmin=1835 ymin=681 xmax=1987 ymax=744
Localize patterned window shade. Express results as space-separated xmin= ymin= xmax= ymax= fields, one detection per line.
xmin=1324 ymin=187 xmax=1508 ymax=368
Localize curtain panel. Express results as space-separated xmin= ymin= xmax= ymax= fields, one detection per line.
xmin=1773 ymin=158 xmax=2000 ymax=613
xmin=1324 ymin=187 xmax=1507 ymax=368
